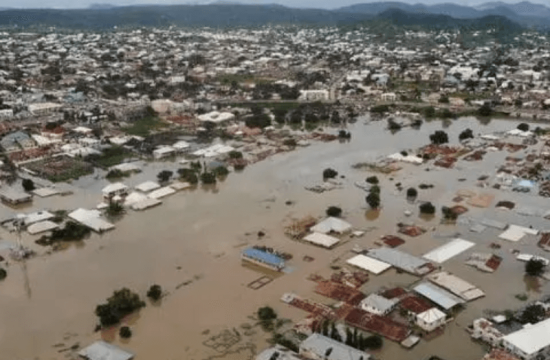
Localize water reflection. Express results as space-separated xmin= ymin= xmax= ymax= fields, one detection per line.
xmin=364 ymin=209 xmax=380 ymax=221
xmin=523 ymin=275 xmax=542 ymax=293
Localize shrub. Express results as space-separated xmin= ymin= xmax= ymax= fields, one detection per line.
xmin=517 ymin=123 xmax=530 ymax=132
xmin=0 ymin=268 xmax=6 ymax=280
xmin=50 ymin=221 xmax=91 ymax=242
xmin=478 ymin=103 xmax=493 ymax=116
xmin=364 ymin=335 xmax=383 ymax=350
xmin=22 ymin=178 xmax=35 ymax=192
xmin=157 ymin=170 xmax=173 ymax=183
xmin=213 ymin=166 xmax=229 ymax=178
xmin=419 ymin=202 xmax=436 ymax=214
xmin=407 ymin=187 xmax=418 ymax=198
xmin=200 ymin=172 xmax=216 ymax=185
xmin=366 ymin=176 xmax=379 ymax=185
xmin=525 ymin=259 xmax=546 ymax=277
xmin=429 ymin=130 xmax=449 ymax=145
xmin=439 ymin=95 xmax=449 ymax=104
xmin=442 ymin=206 xmax=457 ymax=220
xmin=371 ymin=105 xmax=389 ymax=114
xmin=423 ymin=106 xmax=436 ymax=118
xmin=369 ymin=185 xmax=381 ymax=195
xmin=146 ymin=284 xmax=162 ymax=301
xmin=323 ymin=168 xmax=338 ymax=179
xmin=283 ymin=138 xmax=297 ymax=147
xmin=519 ymin=304 xmax=546 ymax=324
xmin=106 ymin=201 xmax=125 ymax=217
xmin=338 ymin=130 xmax=351 ymax=139
xmin=177 ymin=168 xmax=199 ymax=184
xmin=459 ymin=128 xmax=474 ymax=141
xmin=366 ymin=192 xmax=380 ymax=209
xmin=326 ymin=206 xmax=342 ymax=217
xmin=95 ymin=288 xmax=146 ymax=327
xmin=400 ymin=151 xmax=408 ymax=157
xmin=228 ymin=151 xmax=243 ymax=159
xmin=258 ymin=306 xmax=277 ymax=321
xmin=119 ymin=326 xmax=132 ymax=339
xmin=106 ymin=169 xmax=126 ymax=179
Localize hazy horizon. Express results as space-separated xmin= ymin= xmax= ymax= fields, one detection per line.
xmin=1 ymin=0 xmax=549 ymax=10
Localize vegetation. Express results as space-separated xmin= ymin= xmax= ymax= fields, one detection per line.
xmin=441 ymin=206 xmax=458 ymax=220
xmin=0 ymin=268 xmax=6 ymax=280
xmin=88 ymin=146 xmax=130 ymax=168
xmin=419 ymin=202 xmax=436 ymax=215
xmin=125 ymin=116 xmax=166 ymax=137
xmin=119 ymin=326 xmax=132 ymax=339
xmin=146 ymin=284 xmax=162 ymax=301
xmin=517 ymin=123 xmax=530 ymax=132
xmin=326 ymin=206 xmax=342 ymax=217
xmin=515 ymin=293 xmax=529 ymax=301
xmin=369 ymin=185 xmax=381 ymax=195
xmin=338 ymin=130 xmax=351 ymax=139
xmin=200 ymin=172 xmax=217 ymax=185
xmin=228 ymin=151 xmax=243 ymax=159
xmin=213 ymin=166 xmax=229 ymax=178
xmin=429 ymin=130 xmax=449 ymax=145
xmin=257 ymin=306 xmax=278 ymax=331
xmin=22 ymin=178 xmax=35 ymax=192
xmin=157 ymin=170 xmax=173 ymax=183
xmin=106 ymin=201 xmax=125 ymax=218
xmin=477 ymin=103 xmax=493 ymax=117
xmin=459 ymin=128 xmax=474 ymax=141
xmin=177 ymin=168 xmax=199 ymax=184
xmin=106 ymin=169 xmax=130 ymax=179
xmin=49 ymin=221 xmax=91 ymax=242
xmin=525 ymin=259 xmax=546 ymax=277
xmin=323 ymin=168 xmax=338 ymax=179
xmin=439 ymin=95 xmax=449 ymax=104
xmin=371 ymin=104 xmax=389 ymax=114
xmin=519 ymin=304 xmax=546 ymax=324
xmin=364 ymin=335 xmax=383 ymax=350
xmin=366 ymin=192 xmax=381 ymax=209
xmin=407 ymin=187 xmax=418 ymax=198
xmin=245 ymin=113 xmax=271 ymax=129
xmin=366 ymin=176 xmax=379 ymax=185
xmin=283 ymin=138 xmax=297 ymax=147
xmin=388 ymin=118 xmax=402 ymax=131
xmin=95 ymin=288 xmax=146 ymax=327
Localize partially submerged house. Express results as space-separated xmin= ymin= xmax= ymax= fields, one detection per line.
xmin=78 ymin=341 xmax=134 ymax=360
xmin=360 ymin=294 xmax=399 ymax=316
xmin=416 ymin=308 xmax=446 ymax=332
xmin=299 ymin=333 xmax=372 ymax=360
xmin=241 ymin=247 xmax=285 ymax=272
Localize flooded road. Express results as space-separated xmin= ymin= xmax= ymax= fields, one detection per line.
xmin=0 ymin=116 xmax=548 ymax=360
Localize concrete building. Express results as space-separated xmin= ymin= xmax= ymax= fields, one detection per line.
xmin=502 ymin=318 xmax=550 ymax=360
xmin=299 ymin=333 xmax=372 ymax=360
xmin=241 ymin=247 xmax=285 ymax=272
xmin=471 ymin=318 xmax=504 ymax=347
xmin=28 ymin=102 xmax=62 ymax=116
xmin=416 ymin=308 xmax=446 ymax=332
xmin=0 ymin=109 xmax=13 ymax=120
xmin=359 ymin=294 xmax=398 ymax=316
xmin=299 ymin=90 xmax=329 ymax=102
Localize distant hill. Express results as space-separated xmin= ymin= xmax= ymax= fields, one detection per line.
xmin=88 ymin=4 xmax=119 ymax=9
xmin=0 ymin=3 xmax=528 ymax=31
xmin=338 ymin=1 xmax=550 ymax=28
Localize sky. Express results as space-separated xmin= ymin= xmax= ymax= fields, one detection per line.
xmin=1 ymin=0 xmax=549 ymax=10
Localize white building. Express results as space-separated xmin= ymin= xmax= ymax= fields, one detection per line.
xmin=416 ymin=308 xmax=446 ymax=332
xmin=102 ymin=182 xmax=129 ymax=200
xmin=502 ymin=318 xmax=550 ymax=360
xmin=300 ymin=90 xmax=329 ymax=102
xmin=359 ymin=294 xmax=398 ymax=316
xmin=0 ymin=109 xmax=13 ymax=120
xmin=380 ymin=92 xmax=397 ymax=102
xmin=28 ymin=102 xmax=62 ymax=116
xmin=471 ymin=318 xmax=504 ymax=347
xmin=299 ymin=333 xmax=372 ymax=360
xmin=153 ymin=146 xmax=176 ymax=159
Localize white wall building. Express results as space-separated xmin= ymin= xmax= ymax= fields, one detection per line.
xmin=416 ymin=308 xmax=446 ymax=332
xmin=502 ymin=318 xmax=550 ymax=360
xmin=359 ymin=294 xmax=398 ymax=316
xmin=28 ymin=102 xmax=62 ymax=116
xmin=0 ymin=109 xmax=13 ymax=120
xmin=300 ymin=90 xmax=329 ymax=102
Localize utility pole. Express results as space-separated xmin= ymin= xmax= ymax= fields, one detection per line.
xmin=14 ymin=219 xmax=31 ymax=299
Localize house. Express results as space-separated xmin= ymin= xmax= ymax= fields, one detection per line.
xmin=256 ymin=345 xmax=304 ymax=360
xmin=0 ymin=189 xmax=32 ymax=205
xmin=241 ymin=247 xmax=285 ymax=272
xmin=153 ymin=146 xmax=176 ymax=159
xmin=501 ymin=318 xmax=550 ymax=360
xmin=416 ymin=308 xmax=446 ymax=332
xmin=299 ymin=333 xmax=372 ymax=360
xmin=1 ymin=131 xmax=35 ymax=152
xmin=380 ymin=92 xmax=397 ymax=102
xmin=102 ymin=182 xmax=129 ymax=200
xmin=78 ymin=341 xmax=134 ymax=360
xmin=359 ymin=294 xmax=399 ymax=315
xmin=299 ymin=90 xmax=329 ymax=102
xmin=471 ymin=318 xmax=504 ymax=347
xmin=28 ymin=102 xmax=62 ymax=116
xmin=0 ymin=109 xmax=13 ymax=120
xmin=482 ymin=349 xmax=520 ymax=360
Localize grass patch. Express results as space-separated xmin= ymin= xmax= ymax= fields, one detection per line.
xmin=515 ymin=293 xmax=528 ymax=301
xmin=87 ymin=146 xmax=131 ymax=169
xmin=125 ymin=116 xmax=167 ymax=137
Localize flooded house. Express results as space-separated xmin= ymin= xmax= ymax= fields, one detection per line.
xmin=241 ymin=247 xmax=285 ymax=272
xmin=299 ymin=333 xmax=372 ymax=360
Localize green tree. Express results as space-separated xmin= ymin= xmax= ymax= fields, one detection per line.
xmin=178 ymin=168 xmax=199 ymax=184
xmin=442 ymin=206 xmax=457 ymax=220
xmin=366 ymin=176 xmax=379 ymax=185
xmin=525 ymin=259 xmax=546 ymax=277
xmin=200 ymin=172 xmax=216 ymax=185
xmin=323 ymin=168 xmax=338 ymax=179
xmin=157 ymin=170 xmax=173 ymax=183
xmin=326 ymin=206 xmax=342 ymax=217
xmin=459 ymin=128 xmax=474 ymax=141
xmin=478 ymin=103 xmax=493 ymax=117
xmin=213 ymin=166 xmax=229 ymax=178
xmin=419 ymin=202 xmax=436 ymax=215
xmin=119 ymin=326 xmax=132 ymax=338
xmin=407 ymin=187 xmax=418 ymax=198
xmin=366 ymin=192 xmax=380 ymax=209
xmin=22 ymin=178 xmax=35 ymax=192
xmin=517 ymin=123 xmax=530 ymax=132
xmin=0 ymin=268 xmax=7 ymax=280
xmin=520 ymin=304 xmax=546 ymax=324
xmin=364 ymin=335 xmax=383 ymax=349
xmin=95 ymin=288 xmax=146 ymax=327
xmin=429 ymin=130 xmax=449 ymax=145
xmin=146 ymin=285 xmax=162 ymax=301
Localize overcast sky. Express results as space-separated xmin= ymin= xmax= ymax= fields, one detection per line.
xmin=1 ymin=0 xmax=549 ymax=10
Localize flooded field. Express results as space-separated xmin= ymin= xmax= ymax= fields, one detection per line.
xmin=1 ymin=116 xmax=549 ymax=360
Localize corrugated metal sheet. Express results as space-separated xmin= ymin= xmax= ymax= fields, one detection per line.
xmin=423 ymin=238 xmax=475 ymax=263
xmin=413 ymin=282 xmax=464 ymax=310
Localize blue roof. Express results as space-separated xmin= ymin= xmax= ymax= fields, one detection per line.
xmin=242 ymin=248 xmax=285 ymax=267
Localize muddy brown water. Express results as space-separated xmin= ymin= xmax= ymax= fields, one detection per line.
xmin=0 ymin=116 xmax=548 ymax=360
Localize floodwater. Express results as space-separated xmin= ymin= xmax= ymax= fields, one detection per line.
xmin=0 ymin=116 xmax=549 ymax=360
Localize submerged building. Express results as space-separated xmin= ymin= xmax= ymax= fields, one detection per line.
xmin=241 ymin=247 xmax=285 ymax=272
